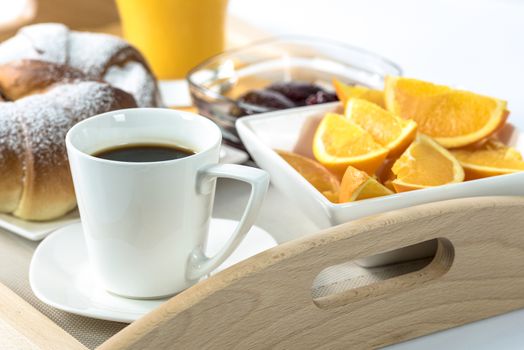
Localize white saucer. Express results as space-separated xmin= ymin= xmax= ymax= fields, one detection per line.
xmin=29 ymin=219 xmax=276 ymax=323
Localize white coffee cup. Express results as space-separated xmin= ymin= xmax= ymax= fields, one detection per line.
xmin=65 ymin=108 xmax=269 ymax=299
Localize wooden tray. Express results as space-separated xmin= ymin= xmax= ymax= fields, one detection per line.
xmin=3 ymin=196 xmax=524 ymax=349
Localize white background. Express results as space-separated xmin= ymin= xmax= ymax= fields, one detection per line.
xmin=229 ymin=0 xmax=524 ymax=126
xmin=226 ymin=1 xmax=524 ymax=348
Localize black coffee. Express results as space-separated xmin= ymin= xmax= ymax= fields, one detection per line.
xmin=93 ymin=143 xmax=195 ymax=162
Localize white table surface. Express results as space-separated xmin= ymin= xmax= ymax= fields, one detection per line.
xmin=226 ymin=0 xmax=524 ymax=348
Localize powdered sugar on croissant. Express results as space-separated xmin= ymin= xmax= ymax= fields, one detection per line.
xmin=0 ymin=77 xmax=137 ymax=220
xmin=0 ymin=23 xmax=164 ymax=220
xmin=0 ymin=23 xmax=162 ymax=107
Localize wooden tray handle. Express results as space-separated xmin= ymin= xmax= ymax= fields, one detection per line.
xmin=312 ymin=237 xmax=454 ymax=309
xmin=100 ymin=196 xmax=524 ymax=350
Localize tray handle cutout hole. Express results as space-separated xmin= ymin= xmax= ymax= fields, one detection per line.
xmin=311 ymin=238 xmax=454 ymax=309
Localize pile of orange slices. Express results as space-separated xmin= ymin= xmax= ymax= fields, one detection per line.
xmin=277 ymin=76 xmax=523 ymax=204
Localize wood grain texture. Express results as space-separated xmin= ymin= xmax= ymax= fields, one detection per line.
xmin=0 ymin=282 xmax=87 ymax=350
xmin=98 ymin=196 xmax=524 ymax=349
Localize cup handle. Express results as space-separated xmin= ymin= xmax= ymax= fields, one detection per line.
xmin=186 ymin=164 xmax=269 ymax=280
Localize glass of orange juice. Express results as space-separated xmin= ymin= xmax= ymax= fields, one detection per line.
xmin=116 ymin=0 xmax=229 ymax=79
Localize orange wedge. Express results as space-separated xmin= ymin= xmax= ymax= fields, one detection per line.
xmin=345 ymin=98 xmax=417 ymax=158
xmin=376 ymin=158 xmax=397 ymax=192
xmin=391 ymin=134 xmax=465 ymax=192
xmin=450 ymin=139 xmax=524 ymax=180
xmin=333 ymin=79 xmax=385 ymax=108
xmin=313 ymin=113 xmax=389 ymax=178
xmin=384 ymin=76 xmax=508 ymax=148
xmin=276 ymin=150 xmax=340 ymax=202
xmin=339 ymin=166 xmax=393 ymax=202
xmin=383 ymin=179 xmax=396 ymax=193
xmin=322 ymin=190 xmax=340 ymax=203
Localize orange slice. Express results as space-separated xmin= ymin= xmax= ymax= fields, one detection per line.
xmin=322 ymin=190 xmax=340 ymax=203
xmin=450 ymin=139 xmax=524 ymax=180
xmin=376 ymin=159 xmax=397 ymax=192
xmin=339 ymin=166 xmax=393 ymax=202
xmin=474 ymin=139 xmax=522 ymax=160
xmin=384 ymin=76 xmax=508 ymax=148
xmin=313 ymin=113 xmax=389 ymax=178
xmin=383 ymin=179 xmax=396 ymax=193
xmin=345 ymin=98 xmax=417 ymax=158
xmin=333 ymin=79 xmax=385 ymax=108
xmin=276 ymin=150 xmax=340 ymax=202
xmin=391 ymin=134 xmax=465 ymax=192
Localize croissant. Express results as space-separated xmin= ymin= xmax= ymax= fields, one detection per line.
xmin=0 ymin=23 xmax=162 ymax=107
xmin=0 ymin=59 xmax=139 ymax=221
xmin=0 ymin=23 xmax=165 ymax=221
xmin=0 ymin=23 xmax=164 ymax=221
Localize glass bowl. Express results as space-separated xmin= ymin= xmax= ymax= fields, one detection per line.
xmin=187 ymin=36 xmax=402 ymax=149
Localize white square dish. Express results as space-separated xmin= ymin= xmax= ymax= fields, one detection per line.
xmin=237 ymin=102 xmax=524 ymax=230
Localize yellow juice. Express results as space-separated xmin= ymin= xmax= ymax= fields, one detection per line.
xmin=116 ymin=0 xmax=229 ymax=79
